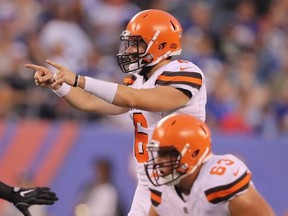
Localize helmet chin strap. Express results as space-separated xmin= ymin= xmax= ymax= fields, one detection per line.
xmin=180 ymin=147 xmax=211 ymax=180
xmin=145 ymin=49 xmax=182 ymax=67
xmin=163 ymin=147 xmax=211 ymax=186
xmin=127 ymin=30 xmax=160 ymax=74
xmin=146 ymin=50 xmax=172 ymax=67
xmin=143 ymin=29 xmax=182 ymax=67
xmin=140 ymin=30 xmax=171 ymax=67
xmin=129 ymin=29 xmax=182 ymax=73
xmin=134 ymin=30 xmax=161 ymax=69
xmin=146 ymin=30 xmax=160 ymax=52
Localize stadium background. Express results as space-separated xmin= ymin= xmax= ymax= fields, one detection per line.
xmin=0 ymin=0 xmax=288 ymax=215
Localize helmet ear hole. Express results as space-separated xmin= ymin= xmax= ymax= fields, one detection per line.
xmin=192 ymin=149 xmax=200 ymax=158
xmin=158 ymin=42 xmax=167 ymax=50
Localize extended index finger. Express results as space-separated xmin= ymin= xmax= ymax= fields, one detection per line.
xmin=25 ymin=63 xmax=46 ymax=71
xmin=46 ymin=59 xmax=63 ymax=70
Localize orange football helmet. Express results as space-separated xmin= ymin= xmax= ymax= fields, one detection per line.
xmin=117 ymin=9 xmax=182 ymax=73
xmin=145 ymin=114 xmax=212 ymax=186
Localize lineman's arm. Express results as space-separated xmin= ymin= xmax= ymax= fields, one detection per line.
xmin=148 ymin=205 xmax=159 ymax=216
xmin=229 ymin=185 xmax=275 ymax=216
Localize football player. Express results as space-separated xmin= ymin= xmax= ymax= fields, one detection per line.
xmin=145 ymin=113 xmax=275 ymax=216
xmin=25 ymin=9 xmax=206 ymax=215
xmin=0 ymin=181 xmax=58 ymax=216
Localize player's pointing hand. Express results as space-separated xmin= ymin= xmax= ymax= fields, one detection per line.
xmin=25 ymin=63 xmax=54 ymax=87
xmin=46 ymin=59 xmax=78 ymax=88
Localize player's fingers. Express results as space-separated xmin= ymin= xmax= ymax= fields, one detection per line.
xmin=37 ymin=192 xmax=59 ymax=201
xmin=22 ymin=208 xmax=31 ymax=216
xmin=36 ymin=74 xmax=52 ymax=83
xmin=25 ymin=64 xmax=45 ymax=71
xmin=35 ymin=80 xmax=39 ymax=86
xmin=34 ymin=72 xmax=41 ymax=80
xmin=52 ymin=71 xmax=65 ymax=82
xmin=52 ymin=72 xmax=62 ymax=83
xmin=42 ymin=73 xmax=53 ymax=80
xmin=51 ymin=75 xmax=66 ymax=88
xmin=51 ymin=77 xmax=65 ymax=88
xmin=46 ymin=59 xmax=63 ymax=70
xmin=35 ymin=80 xmax=44 ymax=86
xmin=34 ymin=70 xmax=48 ymax=79
xmin=15 ymin=205 xmax=31 ymax=216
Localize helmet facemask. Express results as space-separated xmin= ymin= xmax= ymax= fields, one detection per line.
xmin=145 ymin=144 xmax=185 ymax=186
xmin=145 ymin=139 xmax=211 ymax=187
xmin=117 ymin=30 xmax=150 ymax=73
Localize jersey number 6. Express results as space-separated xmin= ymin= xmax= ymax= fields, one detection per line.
xmin=132 ymin=113 xmax=149 ymax=163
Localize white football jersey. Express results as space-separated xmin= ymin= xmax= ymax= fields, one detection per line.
xmin=123 ymin=59 xmax=207 ymax=186
xmin=149 ymin=154 xmax=252 ymax=216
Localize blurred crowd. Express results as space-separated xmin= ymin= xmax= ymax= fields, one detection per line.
xmin=73 ymin=158 xmax=123 ymax=216
xmin=0 ymin=0 xmax=287 ymax=136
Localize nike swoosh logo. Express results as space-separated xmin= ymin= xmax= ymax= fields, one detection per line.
xmin=233 ymin=167 xmax=240 ymax=177
xmin=180 ymin=66 xmax=192 ymax=71
xmin=20 ymin=189 xmax=34 ymax=197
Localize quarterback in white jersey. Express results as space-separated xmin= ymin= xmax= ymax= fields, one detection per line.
xmin=124 ymin=59 xmax=206 ymax=181
xmin=145 ymin=114 xmax=275 ymax=216
xmin=26 ymin=9 xmax=206 ymax=216
xmin=124 ymin=59 xmax=206 ymax=215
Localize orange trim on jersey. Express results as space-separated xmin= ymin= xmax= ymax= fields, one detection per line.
xmin=157 ymin=75 xmax=202 ymax=86
xmin=151 ymin=191 xmax=162 ymax=204
xmin=122 ymin=74 xmax=136 ymax=86
xmin=206 ymin=172 xmax=251 ymax=202
xmin=123 ymin=77 xmax=135 ymax=85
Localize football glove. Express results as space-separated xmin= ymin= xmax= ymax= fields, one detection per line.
xmin=11 ymin=187 xmax=58 ymax=216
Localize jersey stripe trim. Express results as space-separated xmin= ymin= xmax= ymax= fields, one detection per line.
xmin=123 ymin=74 xmax=137 ymax=86
xmin=156 ymin=71 xmax=202 ymax=90
xmin=205 ymin=171 xmax=251 ymax=204
xmin=161 ymin=71 xmax=202 ymax=79
xmin=150 ymin=188 xmax=162 ymax=206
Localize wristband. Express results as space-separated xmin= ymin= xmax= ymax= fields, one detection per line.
xmin=84 ymin=77 xmax=118 ymax=103
xmin=73 ymin=74 xmax=80 ymax=87
xmin=52 ymin=83 xmax=71 ymax=97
